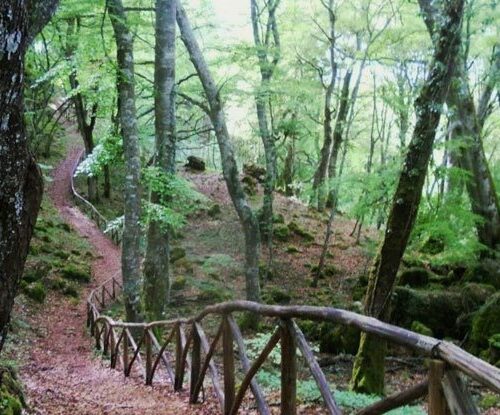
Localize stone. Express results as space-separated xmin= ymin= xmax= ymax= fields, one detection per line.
xmin=169 ymin=246 xmax=186 ymax=263
xmin=470 ymin=292 xmax=500 ymax=353
xmin=398 ymin=267 xmax=431 ymax=287
xmin=243 ymin=163 xmax=266 ymax=182
xmin=185 ymin=155 xmax=205 ymax=171
xmin=463 ymin=259 xmax=500 ymax=289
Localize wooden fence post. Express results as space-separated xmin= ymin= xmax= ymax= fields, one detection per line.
xmin=110 ymin=328 xmax=117 ymax=369
xmin=428 ymin=359 xmax=448 ymax=415
xmin=223 ymin=316 xmax=235 ymax=415
xmin=280 ymin=319 xmax=297 ymax=415
xmin=174 ymin=324 xmax=184 ymax=391
xmin=190 ymin=324 xmax=201 ymax=403
xmin=145 ymin=329 xmax=153 ymax=385
xmin=123 ymin=330 xmax=130 ymax=377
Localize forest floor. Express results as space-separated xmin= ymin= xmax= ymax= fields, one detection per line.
xmin=5 ymin=124 xmax=217 ymax=415
xmin=3 ymin=123 xmax=498 ymax=414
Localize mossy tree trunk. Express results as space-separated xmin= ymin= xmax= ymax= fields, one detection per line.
xmin=108 ymin=0 xmax=143 ymax=323
xmin=176 ymin=1 xmax=261 ymax=303
xmin=143 ymin=0 xmax=177 ymax=321
xmin=310 ymin=0 xmax=336 ymax=212
xmin=65 ymin=17 xmax=99 ymax=202
xmin=419 ymin=0 xmax=500 ymax=253
xmin=0 ymin=0 xmax=58 ymax=352
xmin=250 ymin=0 xmax=280 ymax=243
xmin=351 ymin=0 xmax=464 ymax=394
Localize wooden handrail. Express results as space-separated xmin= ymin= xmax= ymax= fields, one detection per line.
xmin=73 ymin=154 xmax=499 ymax=414
xmin=70 ymin=149 xmax=121 ymax=245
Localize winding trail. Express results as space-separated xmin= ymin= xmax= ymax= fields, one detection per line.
xmin=19 ymin=132 xmax=202 ymax=414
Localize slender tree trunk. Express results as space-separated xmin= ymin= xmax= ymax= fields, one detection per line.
xmin=143 ymin=0 xmax=176 ymax=321
xmin=419 ymin=0 xmax=500 ymax=253
xmin=326 ymin=69 xmax=352 ymax=208
xmin=0 ymin=0 xmax=51 ymax=353
xmin=351 ymin=0 xmax=464 ymax=394
xmin=311 ymin=0 xmax=336 ymax=211
xmin=103 ymin=164 xmax=111 ymax=198
xmin=108 ymin=0 xmax=143 ymax=323
xmin=176 ymin=1 xmax=261 ymax=302
xmin=250 ymin=0 xmax=280 ymax=241
xmin=282 ymin=139 xmax=295 ymax=196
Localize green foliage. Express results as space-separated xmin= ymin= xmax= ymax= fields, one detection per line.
xmin=245 ymin=333 xmax=282 ymax=366
xmin=75 ymin=133 xmax=123 ymax=178
xmin=412 ymin=194 xmax=485 ymax=267
xmin=142 ymin=167 xmax=207 ymax=231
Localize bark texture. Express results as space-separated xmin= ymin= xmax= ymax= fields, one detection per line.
xmin=351 ymin=0 xmax=464 ymax=394
xmin=143 ymin=0 xmax=177 ymax=321
xmin=108 ymin=0 xmax=143 ymax=322
xmin=176 ymin=1 xmax=261 ymax=302
xmin=0 ymin=0 xmax=44 ymax=352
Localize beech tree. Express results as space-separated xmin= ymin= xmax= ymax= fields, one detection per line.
xmin=419 ymin=0 xmax=500 ymax=254
xmin=351 ymin=0 xmax=465 ymax=394
xmin=0 ymin=0 xmax=59 ymax=353
xmin=176 ymin=0 xmax=262 ymax=303
xmin=143 ymin=0 xmax=177 ymax=321
xmin=108 ymin=0 xmax=143 ymax=322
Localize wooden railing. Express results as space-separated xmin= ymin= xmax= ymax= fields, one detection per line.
xmin=70 ymin=149 xmax=121 ymax=245
xmin=87 ymin=275 xmax=500 ymax=415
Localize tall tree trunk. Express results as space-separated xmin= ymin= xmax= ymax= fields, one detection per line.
xmin=419 ymin=0 xmax=500 ymax=253
xmin=143 ymin=0 xmax=176 ymax=321
xmin=311 ymin=0 xmax=336 ymax=211
xmin=65 ymin=17 xmax=99 ymax=202
xmin=351 ymin=0 xmax=464 ymax=394
xmin=250 ymin=0 xmax=280 ymax=241
xmin=176 ymin=1 xmax=261 ymax=303
xmin=326 ymin=69 xmax=352 ymax=208
xmin=108 ymin=0 xmax=142 ymax=323
xmin=0 ymin=0 xmax=55 ymax=353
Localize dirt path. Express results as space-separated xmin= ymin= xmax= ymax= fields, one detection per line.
xmin=19 ymin=134 xmax=203 ymax=414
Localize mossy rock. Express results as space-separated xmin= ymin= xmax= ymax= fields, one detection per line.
xmin=488 ymin=333 xmax=500 ymax=364
xmin=174 ymin=257 xmax=194 ymax=273
xmin=398 ymin=267 xmax=431 ymax=287
xmin=420 ymin=236 xmax=445 ymax=255
xmin=242 ymin=175 xmax=257 ymax=195
xmin=197 ymin=286 xmax=232 ymax=302
xmin=392 ymin=287 xmax=463 ymax=338
xmin=263 ymin=287 xmax=291 ymax=305
xmin=53 ymin=251 xmax=70 ymax=260
xmin=171 ymin=276 xmax=187 ymax=290
xmin=460 ymin=283 xmax=495 ymax=313
xmin=61 ymin=264 xmax=91 ymax=283
xmin=411 ymin=321 xmax=433 ymax=337
xmin=463 ymin=259 xmax=500 ymax=289
xmin=470 ymin=292 xmax=500 ymax=353
xmin=22 ymin=282 xmax=47 ymax=303
xmin=273 ymin=224 xmax=290 ymax=241
xmin=23 ymin=261 xmax=51 ymax=283
xmin=286 ymin=245 xmax=300 ymax=254
xmin=170 ymin=247 xmax=186 ymax=263
xmin=57 ymin=222 xmax=72 ymax=232
xmin=273 ymin=213 xmax=285 ymax=224
xmin=319 ymin=323 xmax=360 ymax=354
xmin=207 ymin=204 xmax=221 ymax=218
xmin=288 ymin=221 xmax=315 ymax=242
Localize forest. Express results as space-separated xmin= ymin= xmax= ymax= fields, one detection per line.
xmin=0 ymin=0 xmax=499 ymax=413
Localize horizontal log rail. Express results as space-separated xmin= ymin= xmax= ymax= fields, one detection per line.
xmin=86 ymin=275 xmax=500 ymax=415
xmin=70 ymin=149 xmax=122 ymax=245
xmin=73 ymin=154 xmax=500 ymax=413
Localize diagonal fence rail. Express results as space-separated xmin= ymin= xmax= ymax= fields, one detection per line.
xmin=87 ymin=276 xmax=500 ymax=415
xmin=72 ymin=149 xmax=500 ymax=414
xmin=70 ymin=149 xmax=121 ymax=245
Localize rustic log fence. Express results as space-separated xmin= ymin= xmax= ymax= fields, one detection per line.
xmin=70 ymin=149 xmax=121 ymax=245
xmin=72 ymin=150 xmax=500 ymax=413
xmin=86 ymin=275 xmax=500 ymax=415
